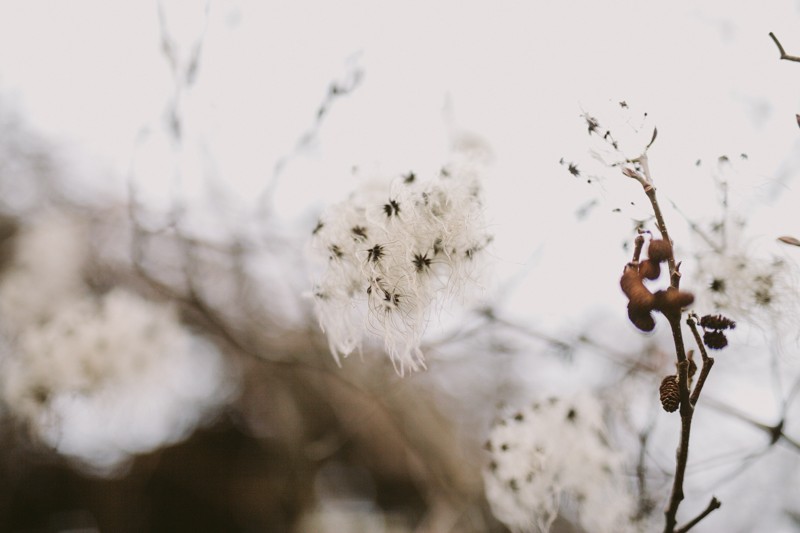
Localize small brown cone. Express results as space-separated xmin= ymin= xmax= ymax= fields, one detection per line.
xmin=699 ymin=314 xmax=736 ymax=331
xmin=659 ymin=375 xmax=680 ymax=413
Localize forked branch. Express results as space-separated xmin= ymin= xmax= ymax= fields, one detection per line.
xmin=769 ymin=32 xmax=800 ymax=63
xmin=623 ymin=158 xmax=720 ymax=533
xmin=675 ymin=497 xmax=722 ymax=533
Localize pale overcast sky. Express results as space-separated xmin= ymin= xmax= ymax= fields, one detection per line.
xmin=2 ymin=2 xmax=800 ymax=351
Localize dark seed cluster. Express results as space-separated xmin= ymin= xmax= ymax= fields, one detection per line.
xmin=699 ymin=313 xmax=735 ymax=350
xmin=383 ymin=199 xmax=400 ymax=218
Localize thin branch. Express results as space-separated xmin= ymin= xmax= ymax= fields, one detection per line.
xmin=635 ymin=424 xmax=657 ymax=519
xmin=487 ymin=312 xmax=573 ymax=354
xmin=668 ymin=198 xmax=723 ymax=254
xmin=663 ymin=289 xmax=692 ymax=531
xmin=477 ymin=312 xmax=642 ymax=367
xmin=632 ymin=233 xmax=646 ymax=263
xmin=703 ymin=396 xmax=800 ymax=453
xmin=778 ymin=429 xmax=800 ymax=452
xmin=258 ymin=58 xmax=364 ymax=216
xmin=623 ymin=155 xmax=678 ymax=286
xmin=784 ymin=372 xmax=800 ymax=414
xmin=769 ymin=32 xmax=800 ymax=63
xmin=632 ymin=177 xmax=693 ymax=533
xmin=622 ymin=166 xmax=649 ymax=188
xmin=686 ymin=315 xmax=715 ymax=406
xmin=675 ymin=497 xmax=721 ymax=533
xmin=702 ymin=396 xmax=772 ymax=433
xmin=625 ymin=155 xmax=716 ymax=533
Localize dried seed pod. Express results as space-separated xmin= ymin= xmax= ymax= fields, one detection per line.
xmin=659 ymin=375 xmax=680 ymax=412
xmin=620 ymin=264 xmax=655 ymax=310
xmin=703 ymin=330 xmax=728 ymax=350
xmin=653 ymin=288 xmax=694 ymax=318
xmin=699 ymin=314 xmax=736 ymax=331
xmin=648 ymin=239 xmax=673 ymax=263
xmin=638 ymin=259 xmax=661 ymax=280
xmin=619 ymin=264 xmax=642 ymax=295
xmin=628 ymin=302 xmax=655 ymax=332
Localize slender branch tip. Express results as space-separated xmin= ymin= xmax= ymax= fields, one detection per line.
xmin=769 ymin=32 xmax=800 ymax=62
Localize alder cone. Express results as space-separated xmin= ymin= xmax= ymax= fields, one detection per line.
xmin=703 ymin=330 xmax=728 ymax=350
xmin=659 ymin=375 xmax=680 ymax=412
xmin=700 ymin=314 xmax=736 ymax=331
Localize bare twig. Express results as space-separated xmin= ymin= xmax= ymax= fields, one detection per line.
xmin=703 ymin=396 xmax=800 ymax=453
xmin=625 ymin=153 xmax=718 ymax=533
xmin=623 ymin=155 xmax=678 ymax=285
xmin=675 ymin=497 xmax=721 ymax=533
xmin=635 ymin=424 xmax=657 ymax=520
xmin=769 ymin=32 xmax=800 ymax=63
xmin=663 ymin=315 xmax=693 ymax=533
xmin=258 ymin=58 xmax=364 ymax=216
xmin=668 ymin=198 xmax=723 ymax=254
xmin=632 ymin=233 xmax=646 ymax=263
xmin=784 ymin=372 xmax=800 ymax=414
xmin=686 ymin=315 xmax=715 ymax=406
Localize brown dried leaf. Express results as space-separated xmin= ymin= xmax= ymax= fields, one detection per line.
xmin=778 ymin=235 xmax=800 ymax=247
xmin=647 ymin=127 xmax=658 ymax=149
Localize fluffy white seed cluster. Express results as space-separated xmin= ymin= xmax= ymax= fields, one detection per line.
xmin=0 ymin=214 xmax=232 ymax=472
xmin=483 ymin=394 xmax=637 ymax=533
xmin=692 ymin=231 xmax=798 ymax=332
xmin=309 ymin=159 xmax=491 ymax=374
xmin=1 ymin=289 xmax=232 ymax=472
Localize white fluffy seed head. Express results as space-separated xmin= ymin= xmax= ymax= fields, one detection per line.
xmin=691 ymin=227 xmax=799 ymax=334
xmin=0 ymin=289 xmax=233 ymax=473
xmin=483 ymin=394 xmax=638 ymax=533
xmin=309 ymin=160 xmax=491 ymax=374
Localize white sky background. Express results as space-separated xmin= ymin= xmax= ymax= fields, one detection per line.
xmin=1 ymin=0 xmax=800 ymax=301
xmin=2 ymin=0 xmax=800 ymax=528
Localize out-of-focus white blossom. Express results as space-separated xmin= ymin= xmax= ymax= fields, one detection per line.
xmin=308 ymin=156 xmax=492 ymax=374
xmin=690 ymin=221 xmax=799 ymax=333
xmin=0 ymin=289 xmax=234 ymax=474
xmin=0 ymin=212 xmax=86 ymax=331
xmin=483 ymin=394 xmax=638 ymax=533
